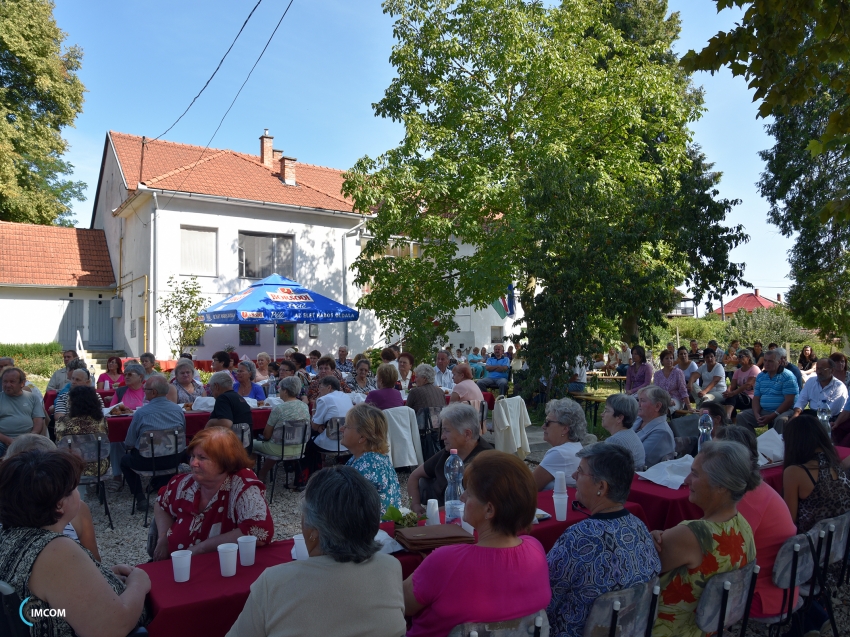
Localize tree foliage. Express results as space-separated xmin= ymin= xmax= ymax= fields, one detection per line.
xmin=0 ymin=0 xmax=86 ymax=226
xmin=680 ymin=0 xmax=850 ymax=223
xmin=727 ymin=307 xmax=809 ymax=348
xmin=157 ymin=277 xmax=210 ymax=359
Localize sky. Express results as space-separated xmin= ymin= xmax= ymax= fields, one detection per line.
xmin=53 ymin=0 xmax=794 ymax=312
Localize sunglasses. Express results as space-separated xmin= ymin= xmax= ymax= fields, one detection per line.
xmin=572 ymin=500 xmax=592 ymax=517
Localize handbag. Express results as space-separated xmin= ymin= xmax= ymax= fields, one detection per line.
xmin=395 ymin=524 xmax=475 ymax=552
xmin=419 ymin=408 xmax=443 ymax=461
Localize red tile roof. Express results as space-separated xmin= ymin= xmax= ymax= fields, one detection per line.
xmin=713 ymin=292 xmax=777 ymax=315
xmin=0 ymin=222 xmax=115 ymax=287
xmin=109 ymin=132 xmax=354 ymax=212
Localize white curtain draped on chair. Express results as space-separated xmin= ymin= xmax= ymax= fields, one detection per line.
xmin=382 ymin=406 xmax=424 ymax=468
xmin=492 ymin=396 xmax=532 ymax=459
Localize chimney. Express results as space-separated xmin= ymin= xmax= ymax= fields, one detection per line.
xmin=777 ymin=293 xmax=782 ymax=303
xmin=272 ymin=149 xmax=283 ymax=162
xmin=279 ymin=155 xmax=297 ymax=186
xmin=259 ymin=129 xmax=273 ymax=168
xmin=754 ymin=288 xmax=759 ymax=297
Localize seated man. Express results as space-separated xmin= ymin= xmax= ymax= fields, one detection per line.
xmin=0 ymin=367 xmax=46 ymax=456
xmin=736 ymin=350 xmax=798 ymax=434
xmin=120 ymin=375 xmax=187 ymax=508
xmin=777 ymin=346 xmax=804 ymax=391
xmin=433 ymin=350 xmax=454 ymax=391
xmin=47 ymin=349 xmax=79 ymax=392
xmin=206 ymin=371 xmax=253 ymax=429
xmin=335 ymin=345 xmax=353 ymax=376
xmin=140 ymin=352 xmax=165 ymax=381
xmin=407 ymin=403 xmax=493 ymax=513
xmin=476 ymin=343 xmax=511 ymax=396
xmin=632 ymin=386 xmax=675 ymax=467
xmin=0 ymin=357 xmax=42 ymax=403
xmin=788 ymin=357 xmax=846 ymax=431
xmin=303 ymin=376 xmax=354 ymax=477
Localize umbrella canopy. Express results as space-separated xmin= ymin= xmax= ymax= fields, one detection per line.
xmin=200 ymin=275 xmax=359 ymax=324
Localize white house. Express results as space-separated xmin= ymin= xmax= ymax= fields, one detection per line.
xmin=88 ymin=130 xmax=520 ymax=360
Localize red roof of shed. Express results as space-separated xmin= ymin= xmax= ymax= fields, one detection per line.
xmin=713 ymin=292 xmax=776 ymax=315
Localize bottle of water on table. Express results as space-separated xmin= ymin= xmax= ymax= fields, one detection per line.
xmin=267 ymin=377 xmax=277 ymax=398
xmin=818 ymin=400 xmax=831 ymax=432
xmin=698 ymin=410 xmax=712 ymax=453
xmin=444 ymin=449 xmax=464 ymax=526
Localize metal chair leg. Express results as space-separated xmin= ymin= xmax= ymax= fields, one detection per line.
xmin=607 ymin=601 xmax=620 ymax=637
xmin=716 ymin=581 xmax=731 ymax=637
xmin=99 ymin=481 xmax=114 ymax=530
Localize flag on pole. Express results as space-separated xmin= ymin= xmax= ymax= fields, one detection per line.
xmin=491 ymin=296 xmax=509 ymax=319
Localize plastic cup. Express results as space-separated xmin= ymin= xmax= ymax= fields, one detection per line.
xmin=554 ymin=471 xmax=567 ymax=494
xmin=425 ymin=499 xmax=440 ymax=526
xmin=237 ymin=535 xmax=257 ymax=566
xmin=459 ymin=504 xmax=474 ymax=534
xmin=293 ymin=534 xmax=310 ymax=560
xmin=171 ymin=550 xmax=192 ymax=582
xmin=553 ymin=493 xmax=569 ymax=522
xmin=217 ymin=543 xmax=238 ymax=577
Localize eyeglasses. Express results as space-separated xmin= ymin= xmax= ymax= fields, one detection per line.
xmin=575 ymin=465 xmax=594 ymax=479
xmin=543 ymin=420 xmax=563 ymax=428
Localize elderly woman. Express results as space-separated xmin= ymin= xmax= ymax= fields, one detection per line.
xmin=722 ymin=348 xmax=759 ymax=418
xmin=405 ymin=364 xmax=447 ymax=414
xmin=153 ymin=427 xmax=273 ymax=560
xmin=278 ymin=359 xmax=308 ymax=402
xmin=108 ymin=362 xmax=146 ymax=410
xmin=340 ymin=403 xmax=402 ymax=515
xmin=0 ymin=450 xmax=150 ymax=635
xmin=651 ymin=441 xmax=758 ymax=637
xmin=255 ymin=352 xmax=271 ymax=383
xmin=252 ymin=376 xmax=311 ymax=483
xmin=467 ymin=347 xmax=485 ymax=379
xmin=54 ymin=368 xmax=103 ymax=418
xmin=634 ymin=386 xmax=675 ymax=467
xmin=714 ymin=426 xmax=798 ymax=619
xmin=96 ymin=355 xmax=124 ymax=389
xmin=397 ymin=352 xmax=416 ymax=391
xmin=306 ymin=356 xmax=351 ymax=406
xmin=601 ymin=393 xmax=645 ymax=469
xmin=676 ymin=346 xmax=699 ymax=397
xmin=532 ymin=398 xmax=585 ymax=491
xmin=450 ymin=363 xmax=485 ymax=403
xmin=548 ymin=445 xmax=659 ymax=637
xmin=347 ymin=358 xmax=378 ymax=395
xmin=56 ymin=385 xmax=110 ymax=477
xmin=234 ymin=360 xmax=266 ymax=401
xmin=365 ymin=364 xmax=405 ymax=410
xmin=690 ymin=348 xmax=727 ymax=406
xmin=211 ymin=350 xmax=239 ymax=383
xmin=407 ymin=403 xmax=493 ymax=514
xmin=170 ymin=358 xmax=206 ymax=404
xmin=625 ymin=345 xmax=653 ymax=395
xmin=405 ymin=451 xmax=551 ymax=636
xmin=226 ymin=466 xmax=406 ymax=637
xmin=291 ymin=352 xmax=312 ymax=388
xmin=653 ymin=349 xmax=688 ymax=412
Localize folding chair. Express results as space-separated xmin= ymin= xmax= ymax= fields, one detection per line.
xmin=800 ymin=512 xmax=850 ymax=637
xmin=231 ymin=422 xmax=253 ymax=454
xmin=750 ymin=535 xmax=813 ymax=637
xmin=320 ymin=417 xmax=349 ymax=467
xmin=60 ymin=433 xmax=114 ymax=530
xmin=447 ymin=610 xmax=546 ymax=637
xmin=582 ymin=577 xmax=659 ymax=637
xmin=416 ymin=407 xmax=443 ymax=461
xmin=694 ymin=561 xmax=758 ymax=637
xmin=254 ymin=419 xmax=309 ymax=503
xmin=131 ymin=427 xmax=186 ymax=527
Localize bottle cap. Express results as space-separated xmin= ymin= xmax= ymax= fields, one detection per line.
xmin=450 ymin=449 xmax=457 ymax=454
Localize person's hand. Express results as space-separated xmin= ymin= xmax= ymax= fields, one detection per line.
xmin=650 ymin=530 xmax=663 ymax=555
xmin=126 ymin=566 xmax=151 ymax=593
xmin=152 ymin=538 xmax=170 ymax=562
xmin=722 ymin=389 xmax=732 ymax=398
xmin=111 ymin=564 xmax=134 ymax=582
xmin=697 ymin=391 xmax=705 ymax=398
xmin=411 ymin=502 xmax=426 ymax=515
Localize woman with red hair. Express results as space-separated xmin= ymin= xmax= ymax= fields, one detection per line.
xmin=151 ymin=428 xmax=273 ymax=560
xmin=96 ymin=356 xmax=124 ymax=389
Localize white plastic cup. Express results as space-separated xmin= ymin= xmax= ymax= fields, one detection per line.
xmin=171 ymin=549 xmax=192 ymax=582
xmin=554 ymin=471 xmax=567 ymax=494
xmin=459 ymin=503 xmax=474 ymax=534
xmin=293 ymin=534 xmax=310 ymax=560
xmin=425 ymin=499 xmax=440 ymax=526
xmin=217 ymin=543 xmax=238 ymax=577
xmin=237 ymin=535 xmax=257 ymax=566
xmin=553 ymin=493 xmax=569 ymax=522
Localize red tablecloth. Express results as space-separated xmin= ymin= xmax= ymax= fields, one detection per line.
xmin=44 ymin=389 xmax=115 ymax=413
xmin=106 ymin=409 xmax=271 ymax=443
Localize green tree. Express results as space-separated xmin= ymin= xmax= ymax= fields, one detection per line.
xmin=157 ymin=277 xmax=210 ymax=359
xmin=0 ymin=0 xmax=86 ymax=226
xmin=727 ymin=307 xmax=809 ymax=348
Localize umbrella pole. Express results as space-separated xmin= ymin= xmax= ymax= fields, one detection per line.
xmin=273 ymin=323 xmax=277 ymax=361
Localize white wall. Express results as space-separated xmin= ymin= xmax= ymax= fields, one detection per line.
xmin=0 ymin=287 xmax=110 ymax=346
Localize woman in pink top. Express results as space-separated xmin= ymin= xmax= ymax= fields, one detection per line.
xmin=653 ymin=350 xmax=688 ymax=412
xmin=404 ymin=451 xmax=551 ymax=636
xmin=450 ymin=364 xmax=485 ymax=404
xmin=107 ymin=363 xmax=146 ymax=410
xmin=715 ymin=426 xmax=798 ymax=617
xmin=722 ymin=348 xmax=760 ymax=419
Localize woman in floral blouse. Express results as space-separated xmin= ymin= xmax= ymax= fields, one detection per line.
xmin=152 ymin=427 xmax=273 ymax=560
xmin=340 ymin=403 xmax=402 ymax=516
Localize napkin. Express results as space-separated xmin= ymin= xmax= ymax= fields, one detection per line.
xmin=264 ymin=397 xmax=283 ymax=409
xmin=243 ymin=398 xmax=258 ymax=409
xmin=350 ymin=393 xmax=366 ymax=405
xmin=757 ymin=428 xmax=785 ymax=464
xmin=531 ymin=508 xmax=551 ymax=525
xmin=290 ymin=529 xmax=403 ymax=559
xmin=191 ymin=397 xmax=216 ymax=412
xmin=637 ymin=455 xmax=694 ymax=490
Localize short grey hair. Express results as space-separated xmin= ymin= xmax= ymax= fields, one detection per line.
xmin=773 ymin=347 xmax=787 ymax=359
xmin=605 ymin=393 xmax=638 ymax=429
xmin=545 ymin=398 xmax=587 ymax=442
xmin=577 ymin=444 xmax=634 ymax=504
xmin=209 ymin=371 xmax=234 ymax=390
xmin=0 ymin=357 xmax=13 ymax=367
xmin=238 ymin=359 xmax=257 ymax=381
xmin=140 ymin=352 xmax=155 ymax=364
xmin=174 ymin=359 xmax=195 ymax=376
xmin=301 ymin=465 xmax=382 ymax=563
xmin=124 ymin=362 xmax=145 ymax=377
xmin=638 ymin=386 xmax=671 ymax=417
xmin=145 ymin=375 xmax=169 ymax=397
xmin=7 ymin=434 xmax=56 ymax=456
xmin=440 ymin=403 xmax=480 ymax=440
xmin=319 ymin=375 xmax=341 ymax=392
xmin=699 ymin=440 xmax=761 ymax=502
xmin=414 ymin=363 xmax=435 ymax=384
xmin=278 ymin=375 xmax=301 ymax=398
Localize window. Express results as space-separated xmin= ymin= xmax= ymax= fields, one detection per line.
xmin=360 ymin=236 xmax=420 ymax=259
xmin=276 ymin=323 xmax=297 ymax=346
xmin=239 ymin=326 xmax=259 ymax=346
xmin=238 ymin=232 xmax=294 ymax=279
xmin=491 ymin=326 xmax=503 ymax=344
xmin=181 ymin=227 xmax=217 ymax=276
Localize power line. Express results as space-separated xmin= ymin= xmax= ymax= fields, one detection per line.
xmin=150 ymin=0 xmax=265 ymax=142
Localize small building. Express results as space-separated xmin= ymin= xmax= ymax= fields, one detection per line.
xmin=713 ymin=289 xmax=781 ymax=319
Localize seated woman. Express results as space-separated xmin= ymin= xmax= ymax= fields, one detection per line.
xmin=652 ymin=441 xmax=758 ymax=637
xmin=653 ymin=350 xmax=688 ymax=412
xmin=108 ymin=362 xmax=146 ymax=410
xmin=625 ymin=345 xmax=653 ymax=395
xmin=211 ymin=350 xmax=239 ymax=384
xmin=690 ymin=348 xmax=727 ymax=407
xmin=340 ymin=403 xmax=402 ymax=515
xmin=252 ymin=376 xmax=311 ymax=482
xmin=226 ymin=466 xmax=406 ymax=637
xmin=547 ymin=445 xmax=659 ymax=637
xmin=798 ymin=345 xmax=818 ymax=382
xmin=714 ymin=426 xmax=798 ymax=619
xmin=532 ymin=398 xmax=585 ymax=490
xmin=96 ymin=355 xmax=124 ymax=389
xmin=153 ymin=427 xmax=274 ymax=560
xmin=397 ymin=352 xmax=416 ymax=392
xmin=346 ymin=358 xmax=377 ymax=395
xmin=306 ymin=356 xmax=352 ymax=407
xmin=255 ymin=352 xmax=271 ymax=384
xmin=405 ymin=364 xmax=447 ymax=413
xmin=365 ymin=364 xmax=404 ymax=410
xmin=601 ymin=392 xmax=645 ymax=469
xmin=634 ymin=386 xmax=676 ymax=468
xmin=277 ymin=360 xmax=308 ymax=402
xmin=722 ymin=348 xmax=758 ymax=419
xmin=783 ymin=414 xmax=850 ymax=533
xmin=170 ymin=358 xmax=206 ymax=404
xmin=56 ymin=385 xmax=110 ymax=477
xmin=0 ymin=450 xmax=149 ymax=635
xmin=54 ymin=368 xmax=103 ymax=418
xmin=404 ymin=451 xmax=551 ymax=636
xmin=450 ymin=363 xmax=485 ymax=403
xmin=467 ymin=347 xmax=485 ymax=379
xmin=233 ymin=360 xmax=267 ymax=401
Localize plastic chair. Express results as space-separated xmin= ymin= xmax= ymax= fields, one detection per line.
xmin=59 ymin=433 xmax=114 ymax=530
xmin=231 ymin=422 xmax=253 ymax=454
xmin=694 ymin=561 xmax=758 ymax=637
xmin=447 ymin=610 xmax=546 ymax=637
xmin=749 ymin=535 xmax=813 ymax=637
xmin=254 ymin=419 xmax=309 ymax=503
xmin=799 ymin=512 xmax=850 ymax=637
xmin=581 ymin=577 xmax=659 ymax=637
xmin=130 ymin=427 xmax=186 ymax=527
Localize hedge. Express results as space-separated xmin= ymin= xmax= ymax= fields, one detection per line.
xmin=0 ymin=342 xmax=64 ymax=378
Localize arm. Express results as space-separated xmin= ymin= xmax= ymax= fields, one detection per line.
xmin=532 ymin=465 xmax=554 ymax=492
xmin=783 ymin=466 xmax=804 ymax=523
xmin=70 ymin=501 xmax=101 ymax=562
xmin=723 ymin=376 xmax=739 ymax=398
xmin=31 ymin=417 xmax=45 ymax=435
xmin=403 ymin=576 xmax=426 ymax=617
xmin=152 ymin=503 xmax=175 ymax=561
xmin=758 ymin=394 xmax=796 ymax=425
xmin=407 ymin=463 xmax=429 ymax=514
xmin=189 ymin=528 xmax=245 ymax=556
xmin=206 ymin=417 xmax=234 ymax=428
xmin=699 ymin=369 xmax=722 ymax=395
xmin=833 ymin=408 xmax=850 ymax=431
xmin=225 ymin=573 xmax=269 ymax=637
xmin=653 ymin=523 xmax=703 ymax=573
xmin=449 ymin=391 xmax=461 ymax=403
xmin=687 ymin=371 xmax=700 ymax=390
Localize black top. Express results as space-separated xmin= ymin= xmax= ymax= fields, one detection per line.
xmin=209 ymin=390 xmax=253 ymax=426
xmin=422 ymin=438 xmax=494 ymax=504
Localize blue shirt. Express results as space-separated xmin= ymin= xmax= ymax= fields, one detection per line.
xmin=233 ymin=382 xmax=266 ymax=401
xmin=485 ymin=356 xmax=511 ymax=380
xmin=754 ymin=369 xmax=799 ymax=413
xmin=783 ymin=363 xmax=804 ymax=390
xmin=124 ymin=397 xmax=186 ymax=448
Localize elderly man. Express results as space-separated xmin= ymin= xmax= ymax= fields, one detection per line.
xmin=736 ymin=349 xmax=799 ymax=434
xmin=335 ymin=346 xmax=353 ymax=376
xmin=140 ymin=352 xmax=165 ymax=381
xmin=47 ymin=349 xmax=79 ymax=392
xmin=687 ymin=339 xmax=703 ymax=363
xmin=302 ymin=376 xmax=354 ymax=476
xmin=407 ymin=403 xmax=493 ymax=513
xmin=433 ymin=350 xmax=455 ymax=391
xmin=206 ymin=371 xmax=253 ymax=429
xmin=120 ymin=375 xmax=187 ymax=508
xmin=476 ymin=343 xmax=511 ymax=396
xmin=616 ymin=342 xmax=632 ymax=376
xmin=632 ymin=386 xmax=675 ymax=467
xmin=0 ymin=357 xmax=42 ymax=403
xmin=790 ymin=358 xmax=847 ymax=424
xmin=0 ymin=367 xmax=46 ymax=456
xmin=776 ymin=346 xmax=804 ymax=390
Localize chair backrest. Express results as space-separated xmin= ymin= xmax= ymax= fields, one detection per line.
xmin=137 ymin=428 xmax=187 ymax=459
xmin=231 ymin=422 xmax=252 ymax=449
xmin=807 ymin=511 xmax=850 ymax=567
xmin=582 ymin=577 xmax=658 ymax=637
xmin=416 ymin=407 xmax=442 ymax=432
xmin=447 ymin=610 xmax=546 ymax=637
xmin=772 ymin=534 xmax=815 ymax=588
xmin=60 ymin=433 xmax=110 ymax=463
xmin=695 ymin=561 xmax=757 ymax=632
xmin=324 ymin=417 xmax=344 ymax=443
xmin=0 ymin=579 xmax=28 ymax=637
xmin=281 ymin=420 xmax=310 ymax=448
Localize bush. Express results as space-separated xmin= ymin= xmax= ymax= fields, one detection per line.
xmin=0 ymin=342 xmax=64 ymax=378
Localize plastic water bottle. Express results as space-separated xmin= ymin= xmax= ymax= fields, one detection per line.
xmin=444 ymin=449 xmax=464 ymax=526
xmin=267 ymin=378 xmax=277 ymax=398
xmin=698 ymin=410 xmax=712 ymax=453
xmin=818 ymin=400 xmax=831 ymax=432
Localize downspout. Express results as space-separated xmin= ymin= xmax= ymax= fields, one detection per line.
xmin=150 ymin=193 xmax=159 ymax=355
